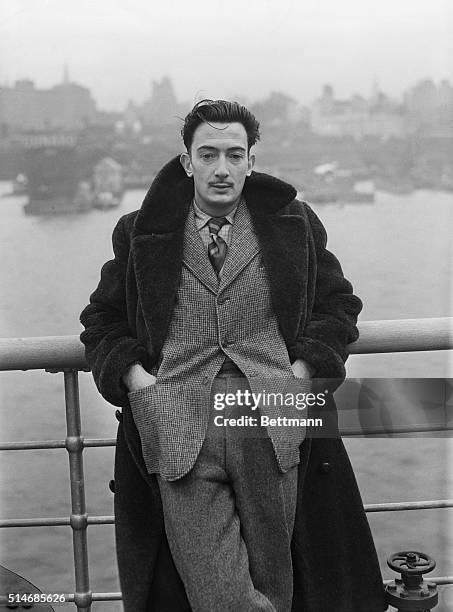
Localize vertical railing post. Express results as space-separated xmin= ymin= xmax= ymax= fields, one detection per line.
xmin=64 ymin=369 xmax=92 ymax=611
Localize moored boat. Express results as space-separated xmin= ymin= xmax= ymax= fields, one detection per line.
xmin=22 ymin=133 xmax=92 ymax=215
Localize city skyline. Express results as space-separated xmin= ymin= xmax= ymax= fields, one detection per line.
xmin=2 ymin=71 xmax=451 ymax=140
xmin=2 ymin=71 xmax=451 ymax=114
xmin=1 ymin=0 xmax=451 ymax=111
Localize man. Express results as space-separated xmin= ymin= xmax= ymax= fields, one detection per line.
xmin=80 ymin=100 xmax=387 ymax=612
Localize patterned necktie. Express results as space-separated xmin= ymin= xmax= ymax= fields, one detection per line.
xmin=207 ymin=217 xmax=228 ymax=275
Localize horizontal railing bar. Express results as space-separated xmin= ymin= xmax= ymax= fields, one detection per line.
xmin=38 ymin=594 xmax=114 ymax=604
xmin=0 ymin=517 xmax=72 ymax=527
xmin=0 ymin=516 xmax=115 ymax=528
xmin=0 ymin=335 xmax=87 ymax=371
xmin=349 ymin=317 xmax=453 ymax=354
xmin=4 ymin=579 xmax=453 ymax=607
xmin=3 ymin=499 xmax=453 ymax=528
xmin=88 ymin=515 xmax=115 ymax=525
xmin=83 ymin=438 xmax=116 ymax=447
xmin=49 ymin=592 xmax=123 ymax=603
xmin=0 ymin=593 xmax=123 ymax=606
xmin=383 ymin=576 xmax=453 ymax=586
xmin=0 ymin=440 xmax=66 ymax=450
xmin=90 ymin=592 xmax=122 ymax=601
xmin=365 ymin=499 xmax=453 ymax=512
xmin=0 ymin=438 xmax=116 ymax=451
xmin=3 ymin=425 xmax=453 ymax=449
xmin=61 ymin=583 xmax=453 ymax=600
xmin=0 ymin=317 xmax=451 ymax=371
xmin=341 ymin=424 xmax=453 ymax=436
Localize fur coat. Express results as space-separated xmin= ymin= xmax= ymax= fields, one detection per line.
xmin=79 ymin=156 xmax=387 ymax=612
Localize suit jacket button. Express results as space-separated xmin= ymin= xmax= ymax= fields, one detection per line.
xmin=320 ymin=461 xmax=331 ymax=473
xmin=109 ymin=479 xmax=115 ymax=493
xmin=115 ymin=409 xmax=123 ymax=422
xmin=203 ymin=376 xmax=210 ymax=385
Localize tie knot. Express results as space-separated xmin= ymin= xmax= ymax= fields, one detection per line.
xmin=208 ymin=217 xmax=228 ymax=236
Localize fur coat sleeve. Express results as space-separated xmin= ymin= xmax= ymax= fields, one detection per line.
xmin=79 ymin=214 xmax=148 ymax=407
xmin=292 ymin=200 xmax=362 ymax=380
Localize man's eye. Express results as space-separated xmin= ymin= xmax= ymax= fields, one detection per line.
xmin=230 ymin=154 xmax=244 ymax=160
xmin=201 ymin=153 xmax=215 ymax=160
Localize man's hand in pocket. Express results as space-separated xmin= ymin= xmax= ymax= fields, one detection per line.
xmin=291 ymin=359 xmax=315 ymax=379
xmin=123 ymin=362 xmax=157 ymax=393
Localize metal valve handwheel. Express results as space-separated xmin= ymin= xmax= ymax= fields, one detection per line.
xmin=387 ymin=551 xmax=436 ymax=575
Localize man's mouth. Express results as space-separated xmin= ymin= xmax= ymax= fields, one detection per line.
xmin=211 ymin=183 xmax=232 ymax=189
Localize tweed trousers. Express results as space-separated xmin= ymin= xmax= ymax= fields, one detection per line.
xmin=127 ymin=199 xmax=309 ymax=481
xmin=156 ymin=366 xmax=299 ymax=612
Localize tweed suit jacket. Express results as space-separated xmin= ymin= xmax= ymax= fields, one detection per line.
xmin=127 ymin=197 xmax=310 ymax=480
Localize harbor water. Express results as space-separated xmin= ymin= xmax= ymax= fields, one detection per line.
xmin=0 ymin=182 xmax=452 ymax=610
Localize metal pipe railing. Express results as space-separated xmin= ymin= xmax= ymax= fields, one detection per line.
xmin=349 ymin=317 xmax=453 ymax=354
xmin=2 ymin=498 xmax=453 ymax=530
xmin=0 ymin=516 xmax=114 ymax=528
xmin=0 ymin=317 xmax=451 ymax=371
xmin=0 ymin=438 xmax=116 ymax=451
xmin=0 ymin=318 xmax=452 ymax=608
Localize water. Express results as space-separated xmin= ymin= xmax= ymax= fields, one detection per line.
xmin=0 ymin=182 xmax=452 ymax=610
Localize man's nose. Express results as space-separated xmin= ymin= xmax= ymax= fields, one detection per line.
xmin=214 ymin=157 xmax=229 ymax=178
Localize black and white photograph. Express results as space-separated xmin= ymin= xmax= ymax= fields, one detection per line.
xmin=0 ymin=1 xmax=452 ymax=611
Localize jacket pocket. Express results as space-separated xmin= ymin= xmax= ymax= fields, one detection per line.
xmin=127 ymin=384 xmax=158 ymax=444
xmin=127 ymin=382 xmax=157 ymax=403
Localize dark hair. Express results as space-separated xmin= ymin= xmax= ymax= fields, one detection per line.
xmin=181 ymin=99 xmax=260 ymax=153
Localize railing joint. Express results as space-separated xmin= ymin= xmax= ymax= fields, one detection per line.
xmin=73 ymin=590 xmax=92 ymax=609
xmin=70 ymin=513 xmax=88 ymax=531
xmin=65 ymin=435 xmax=85 ymax=453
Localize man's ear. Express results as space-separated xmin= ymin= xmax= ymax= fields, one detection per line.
xmin=180 ymin=152 xmax=193 ymax=177
xmin=246 ymin=153 xmax=255 ymax=176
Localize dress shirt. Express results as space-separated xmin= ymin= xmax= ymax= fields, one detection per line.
xmin=192 ymin=198 xmax=240 ymax=251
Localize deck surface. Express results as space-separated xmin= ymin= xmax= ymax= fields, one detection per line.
xmin=0 ymin=565 xmax=55 ymax=610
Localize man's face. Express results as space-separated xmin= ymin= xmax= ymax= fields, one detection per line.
xmin=180 ymin=121 xmax=255 ymax=213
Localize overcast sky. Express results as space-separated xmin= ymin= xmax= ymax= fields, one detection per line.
xmin=1 ymin=0 xmax=452 ymax=110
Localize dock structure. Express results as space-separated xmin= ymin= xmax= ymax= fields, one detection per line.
xmin=0 ymin=317 xmax=452 ymax=611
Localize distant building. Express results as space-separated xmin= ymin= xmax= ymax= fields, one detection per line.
xmin=141 ymin=76 xmax=188 ymax=127
xmin=0 ymin=71 xmax=97 ymax=131
xmin=122 ymin=100 xmax=143 ymax=133
xmin=310 ymin=84 xmax=407 ymax=140
xmin=250 ymin=92 xmax=303 ymax=126
xmin=404 ymin=79 xmax=439 ymax=116
xmin=403 ymin=79 xmax=453 ymax=135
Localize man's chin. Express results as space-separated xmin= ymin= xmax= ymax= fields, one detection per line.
xmin=205 ymin=194 xmax=238 ymax=207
